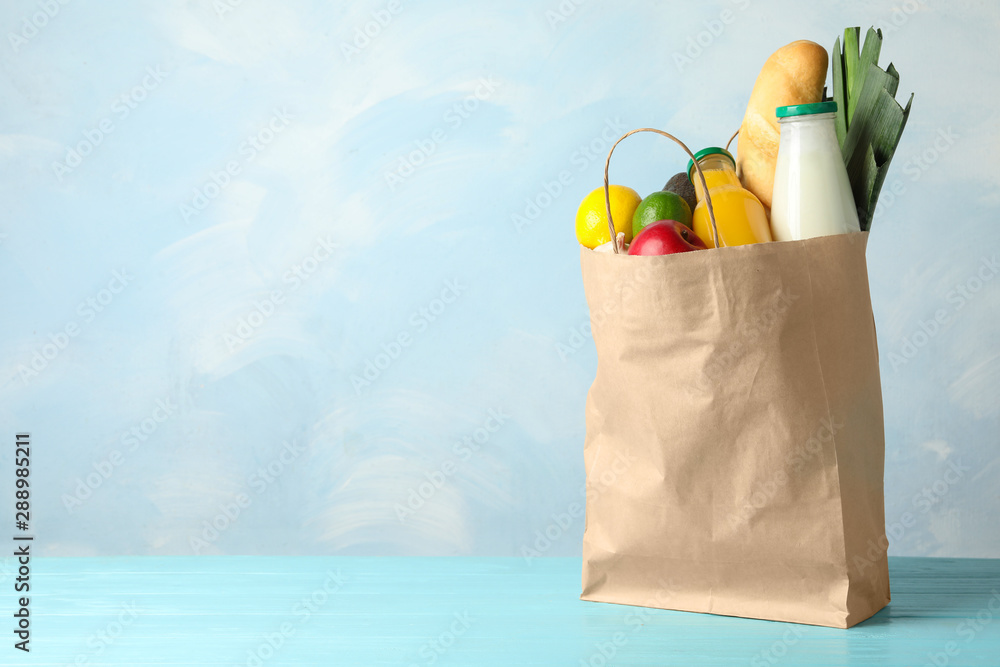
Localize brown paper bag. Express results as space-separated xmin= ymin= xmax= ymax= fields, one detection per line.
xmin=579 ymin=129 xmax=889 ymax=628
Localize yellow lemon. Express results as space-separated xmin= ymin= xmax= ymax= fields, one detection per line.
xmin=575 ymin=185 xmax=640 ymax=249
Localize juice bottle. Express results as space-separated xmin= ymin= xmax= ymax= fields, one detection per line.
xmin=688 ymin=147 xmax=772 ymax=248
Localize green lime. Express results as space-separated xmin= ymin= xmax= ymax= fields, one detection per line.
xmin=632 ymin=190 xmax=692 ymax=237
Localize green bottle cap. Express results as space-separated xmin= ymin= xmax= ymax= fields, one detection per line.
xmin=686 ymin=147 xmax=736 ymax=182
xmin=775 ymin=101 xmax=838 ymax=118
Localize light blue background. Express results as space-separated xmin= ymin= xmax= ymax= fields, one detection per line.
xmin=0 ymin=0 xmax=997 ymax=558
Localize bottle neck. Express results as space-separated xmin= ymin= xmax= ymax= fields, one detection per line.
xmin=778 ymin=112 xmax=838 ymax=139
xmin=691 ymin=155 xmax=738 ymax=199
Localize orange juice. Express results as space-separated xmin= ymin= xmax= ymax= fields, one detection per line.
xmin=687 ymin=148 xmax=771 ymax=248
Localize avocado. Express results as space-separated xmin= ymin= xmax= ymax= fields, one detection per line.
xmin=663 ymin=172 xmax=697 ymax=213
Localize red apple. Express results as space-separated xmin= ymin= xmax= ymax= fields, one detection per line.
xmin=627 ymin=220 xmax=707 ymax=255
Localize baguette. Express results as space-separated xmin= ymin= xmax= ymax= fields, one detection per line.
xmin=737 ymin=40 xmax=828 ymax=211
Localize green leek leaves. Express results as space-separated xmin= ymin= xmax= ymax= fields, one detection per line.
xmin=831 ymin=27 xmax=913 ymax=231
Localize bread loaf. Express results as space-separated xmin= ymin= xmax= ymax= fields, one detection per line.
xmin=737 ymin=40 xmax=828 ymax=211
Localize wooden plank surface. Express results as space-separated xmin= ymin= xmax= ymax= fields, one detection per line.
xmin=2 ymin=556 xmax=998 ymax=665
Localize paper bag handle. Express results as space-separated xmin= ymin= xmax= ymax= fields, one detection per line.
xmin=603 ymin=129 xmax=721 ymax=253
xmin=725 ymin=128 xmax=739 ymax=152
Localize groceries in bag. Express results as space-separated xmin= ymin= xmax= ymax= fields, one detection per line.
xmin=632 ymin=190 xmax=692 ymax=239
xmin=628 ymin=220 xmax=706 ymax=256
xmin=662 ymin=172 xmax=698 ymax=212
xmin=573 ymin=27 xmax=912 ymax=255
xmin=574 ymin=185 xmax=640 ymax=249
xmin=831 ymin=27 xmax=913 ymax=231
xmin=770 ymin=101 xmax=861 ymax=241
xmin=688 ymin=147 xmax=772 ymax=248
xmin=737 ymin=40 xmax=829 ymax=214
xmin=570 ymin=25 xmax=910 ymax=628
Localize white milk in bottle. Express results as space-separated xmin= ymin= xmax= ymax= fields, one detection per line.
xmin=770 ymin=101 xmax=861 ymax=241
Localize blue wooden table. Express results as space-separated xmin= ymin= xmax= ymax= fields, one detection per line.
xmin=3 ymin=556 xmax=999 ymax=665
